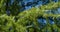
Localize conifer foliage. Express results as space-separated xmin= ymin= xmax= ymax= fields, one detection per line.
xmin=0 ymin=0 xmax=60 ymax=32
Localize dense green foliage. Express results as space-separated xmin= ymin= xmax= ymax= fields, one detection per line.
xmin=0 ymin=0 xmax=60 ymax=32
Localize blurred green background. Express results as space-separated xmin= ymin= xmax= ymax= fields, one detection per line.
xmin=0 ymin=0 xmax=60 ymax=32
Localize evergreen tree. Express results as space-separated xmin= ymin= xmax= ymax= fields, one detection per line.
xmin=0 ymin=0 xmax=60 ymax=32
